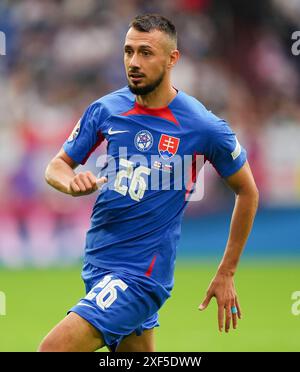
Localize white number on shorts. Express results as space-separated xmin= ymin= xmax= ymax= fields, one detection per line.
xmin=85 ymin=275 xmax=128 ymax=311
xmin=114 ymin=158 xmax=151 ymax=202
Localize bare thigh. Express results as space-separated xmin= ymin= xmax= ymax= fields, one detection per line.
xmin=38 ymin=312 xmax=105 ymax=352
xmin=116 ymin=328 xmax=155 ymax=352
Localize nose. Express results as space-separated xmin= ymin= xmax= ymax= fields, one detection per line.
xmin=128 ymin=52 xmax=140 ymax=69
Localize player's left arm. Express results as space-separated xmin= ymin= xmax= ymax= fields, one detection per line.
xmin=199 ymin=160 xmax=259 ymax=332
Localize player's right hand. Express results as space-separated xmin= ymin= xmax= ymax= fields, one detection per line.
xmin=68 ymin=171 xmax=107 ymax=197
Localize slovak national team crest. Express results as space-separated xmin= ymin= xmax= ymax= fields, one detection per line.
xmin=158 ymin=134 xmax=180 ymax=159
xmin=134 ymin=130 xmax=153 ymax=152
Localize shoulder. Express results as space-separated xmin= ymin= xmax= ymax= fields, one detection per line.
xmin=89 ymin=86 xmax=135 ymax=117
xmin=175 ymin=90 xmax=225 ymax=133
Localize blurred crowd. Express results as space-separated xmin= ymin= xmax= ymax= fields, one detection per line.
xmin=0 ymin=0 xmax=300 ymax=265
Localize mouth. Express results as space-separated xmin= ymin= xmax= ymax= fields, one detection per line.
xmin=128 ymin=73 xmax=145 ymax=84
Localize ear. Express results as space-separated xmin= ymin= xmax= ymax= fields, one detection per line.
xmin=168 ymin=49 xmax=180 ymax=69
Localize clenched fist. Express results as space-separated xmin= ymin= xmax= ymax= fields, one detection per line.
xmin=68 ymin=171 xmax=107 ymax=197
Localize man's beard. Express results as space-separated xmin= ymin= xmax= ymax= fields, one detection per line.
xmin=128 ymin=72 xmax=164 ymax=96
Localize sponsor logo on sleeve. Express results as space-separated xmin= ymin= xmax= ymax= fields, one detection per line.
xmin=67 ymin=119 xmax=81 ymax=142
xmin=231 ymin=137 xmax=241 ymax=160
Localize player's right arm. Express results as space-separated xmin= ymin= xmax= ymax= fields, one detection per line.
xmin=45 ymin=102 xmax=109 ymax=196
xmin=45 ymin=148 xmax=107 ymax=197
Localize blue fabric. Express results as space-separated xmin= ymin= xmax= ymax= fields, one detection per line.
xmin=68 ymin=261 xmax=170 ymax=350
xmin=63 ymin=86 xmax=247 ymax=289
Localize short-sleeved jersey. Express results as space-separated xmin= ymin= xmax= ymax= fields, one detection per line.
xmin=63 ymin=86 xmax=246 ymax=290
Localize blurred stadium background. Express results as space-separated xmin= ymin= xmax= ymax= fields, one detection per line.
xmin=0 ymin=0 xmax=299 ymax=351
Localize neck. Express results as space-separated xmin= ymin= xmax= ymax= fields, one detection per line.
xmin=135 ymin=80 xmax=177 ymax=108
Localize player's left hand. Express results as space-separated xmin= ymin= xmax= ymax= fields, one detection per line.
xmin=198 ymin=272 xmax=242 ymax=333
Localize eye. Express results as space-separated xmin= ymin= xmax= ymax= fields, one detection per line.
xmin=142 ymin=50 xmax=151 ymax=56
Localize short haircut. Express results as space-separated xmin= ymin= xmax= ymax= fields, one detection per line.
xmin=129 ymin=14 xmax=177 ymax=48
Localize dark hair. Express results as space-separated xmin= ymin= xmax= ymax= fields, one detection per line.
xmin=129 ymin=14 xmax=177 ymax=46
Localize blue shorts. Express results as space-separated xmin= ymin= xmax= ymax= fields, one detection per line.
xmin=68 ymin=261 xmax=171 ymax=351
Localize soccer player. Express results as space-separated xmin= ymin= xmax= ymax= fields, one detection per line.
xmin=38 ymin=14 xmax=259 ymax=352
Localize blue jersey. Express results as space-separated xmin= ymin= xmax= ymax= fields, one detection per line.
xmin=63 ymin=86 xmax=246 ymax=290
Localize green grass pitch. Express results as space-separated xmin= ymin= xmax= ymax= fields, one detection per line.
xmin=0 ymin=260 xmax=299 ymax=351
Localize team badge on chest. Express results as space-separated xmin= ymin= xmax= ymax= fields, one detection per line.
xmin=134 ymin=130 xmax=153 ymax=152
xmin=158 ymin=134 xmax=180 ymax=159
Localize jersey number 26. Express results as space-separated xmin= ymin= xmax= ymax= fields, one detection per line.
xmin=114 ymin=158 xmax=151 ymax=202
